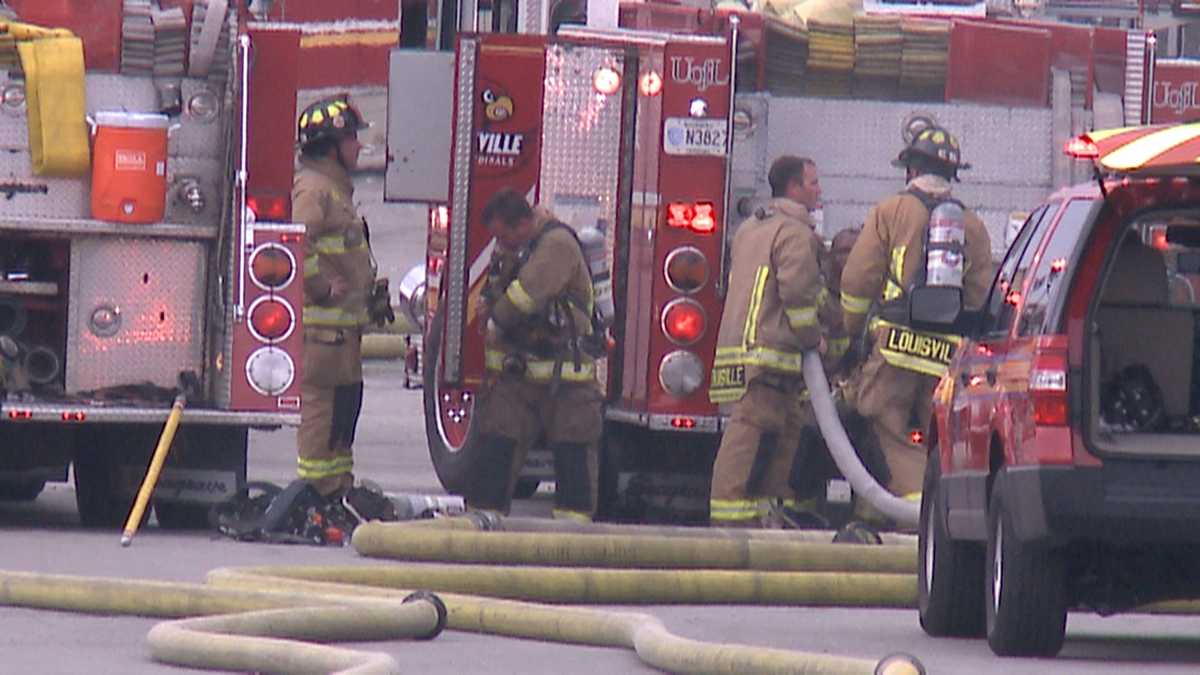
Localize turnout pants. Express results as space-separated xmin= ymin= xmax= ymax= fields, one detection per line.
xmin=710 ymin=373 xmax=806 ymax=526
xmin=297 ymin=328 xmax=364 ymax=497
xmin=468 ymin=373 xmax=603 ymax=520
xmin=853 ymin=347 xmax=936 ymax=498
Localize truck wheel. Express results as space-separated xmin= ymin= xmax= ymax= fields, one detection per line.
xmin=918 ymin=452 xmax=985 ymax=637
xmin=73 ymin=444 xmax=125 ymax=529
xmin=423 ymin=307 xmax=479 ymax=494
xmin=596 ymin=422 xmax=629 ymax=521
xmin=154 ymin=502 xmax=212 ymax=529
xmin=0 ymin=480 xmax=46 ymax=501
xmin=985 ymin=490 xmax=1068 ymax=657
xmin=74 ymin=426 xmax=154 ymax=530
xmin=513 ymin=478 xmax=540 ymax=499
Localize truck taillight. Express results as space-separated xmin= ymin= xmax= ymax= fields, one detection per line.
xmin=662 ymin=298 xmax=706 ymax=346
xmin=249 ymin=244 xmax=296 ymax=289
xmin=245 ymin=346 xmax=296 ymax=396
xmin=248 ymin=297 xmax=295 ymax=342
xmin=1030 ymin=344 xmax=1069 ymax=430
xmin=247 ymin=195 xmax=289 ymax=221
xmin=666 ymin=201 xmax=718 ymax=235
xmin=664 ymin=246 xmax=709 ymax=293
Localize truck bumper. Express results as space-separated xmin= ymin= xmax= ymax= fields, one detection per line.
xmin=1002 ymin=462 xmax=1200 ymax=545
xmin=0 ymin=402 xmax=299 ymax=428
xmin=605 ymin=406 xmax=724 ymax=433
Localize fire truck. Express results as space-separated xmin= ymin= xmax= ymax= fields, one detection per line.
xmin=387 ymin=1 xmax=1186 ymax=519
xmin=0 ymin=1 xmax=388 ymax=528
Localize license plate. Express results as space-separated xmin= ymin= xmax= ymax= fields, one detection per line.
xmin=663 ymin=117 xmax=727 ymax=157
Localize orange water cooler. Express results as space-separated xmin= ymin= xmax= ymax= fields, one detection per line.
xmin=90 ymin=111 xmax=170 ymax=224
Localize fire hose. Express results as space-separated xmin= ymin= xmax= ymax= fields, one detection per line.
xmin=803 ymin=351 xmax=921 ymax=529
xmin=0 ymin=522 xmax=928 ymax=675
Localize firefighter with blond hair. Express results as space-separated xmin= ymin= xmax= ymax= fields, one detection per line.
xmin=839 ymin=124 xmax=992 ymax=537
xmin=292 ymin=94 xmax=391 ymax=508
xmin=465 ymin=187 xmax=603 ymax=521
xmin=707 ymin=155 xmax=837 ymax=527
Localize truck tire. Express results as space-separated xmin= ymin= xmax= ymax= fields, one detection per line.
xmin=985 ymin=489 xmax=1068 ymax=657
xmin=513 ymin=478 xmax=540 ymax=499
xmin=918 ymin=452 xmax=985 ymax=637
xmin=156 ymin=426 xmax=249 ymax=531
xmin=73 ymin=442 xmax=126 ymax=529
xmin=0 ymin=480 xmax=46 ymax=501
xmin=423 ymin=306 xmax=479 ymax=495
xmin=154 ymin=502 xmax=212 ymax=529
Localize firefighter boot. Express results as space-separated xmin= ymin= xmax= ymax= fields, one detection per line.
xmin=551 ymin=442 xmax=594 ymax=523
xmin=464 ymin=435 xmax=518 ymax=514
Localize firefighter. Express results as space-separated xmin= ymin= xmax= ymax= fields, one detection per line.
xmin=708 ymin=155 xmax=835 ymax=528
xmin=291 ymin=94 xmax=378 ymax=501
xmin=839 ymin=125 xmax=992 ymax=524
xmin=466 ymin=187 xmax=603 ymax=521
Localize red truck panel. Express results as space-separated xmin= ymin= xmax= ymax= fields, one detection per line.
xmin=646 ymin=39 xmax=730 ymax=418
xmin=268 ymin=0 xmax=399 ymax=22
xmin=245 ymin=28 xmax=301 ymax=214
xmin=946 ymin=20 xmax=1051 ymax=107
xmin=296 ymin=29 xmax=397 ymax=88
xmin=1092 ymin=27 xmax=1127 ymax=98
xmin=453 ymin=34 xmax=547 ymax=387
xmin=1150 ymin=60 xmax=1200 ymax=123
xmin=9 ymin=0 xmax=123 ymax=71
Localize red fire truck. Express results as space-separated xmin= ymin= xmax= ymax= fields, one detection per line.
xmin=0 ymin=1 xmax=378 ymax=527
xmin=388 ymin=1 xmax=1188 ymax=519
xmin=387 ymin=23 xmax=733 ymax=517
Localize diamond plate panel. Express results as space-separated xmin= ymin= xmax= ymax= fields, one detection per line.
xmin=0 ymin=74 xmax=226 ymax=156
xmin=164 ymin=156 xmax=224 ymax=226
xmin=539 ymin=43 xmax=626 ymax=392
xmin=0 ymin=151 xmax=89 ymax=218
xmin=540 ymin=43 xmax=625 ymax=229
xmin=66 ymin=238 xmax=207 ymax=392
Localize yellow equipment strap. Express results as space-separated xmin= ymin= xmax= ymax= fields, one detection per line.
xmin=17 ymin=33 xmax=89 ymax=177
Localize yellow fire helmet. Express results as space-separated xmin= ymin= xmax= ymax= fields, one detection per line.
xmin=297 ymin=94 xmax=369 ymax=147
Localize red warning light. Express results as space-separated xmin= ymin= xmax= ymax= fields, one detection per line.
xmin=665 ymin=202 xmax=718 ymax=235
xmin=1063 ymin=136 xmax=1099 ymax=159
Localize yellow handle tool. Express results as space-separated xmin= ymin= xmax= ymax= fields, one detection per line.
xmin=121 ymin=393 xmax=187 ymax=547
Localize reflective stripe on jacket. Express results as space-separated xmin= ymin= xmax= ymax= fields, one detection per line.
xmin=293 ymin=155 xmax=375 ymax=329
xmin=485 ymin=208 xmax=597 ymax=381
xmin=709 ymin=198 xmax=832 ymax=404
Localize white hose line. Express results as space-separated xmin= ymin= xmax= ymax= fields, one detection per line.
xmin=803 ymin=351 xmax=920 ymax=528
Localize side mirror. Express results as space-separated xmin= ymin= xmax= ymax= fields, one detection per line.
xmin=909 ymin=285 xmax=962 ymax=331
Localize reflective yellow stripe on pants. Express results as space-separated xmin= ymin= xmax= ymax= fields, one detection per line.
xmin=709 ymin=498 xmax=765 ymax=523
xmin=297 ymin=455 xmax=354 ymax=481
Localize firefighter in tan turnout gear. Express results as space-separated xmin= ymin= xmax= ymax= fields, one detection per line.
xmin=292 ymin=95 xmax=379 ymax=499
xmin=466 ymin=188 xmax=603 ymax=522
xmin=708 ymin=156 xmax=836 ymax=527
xmin=840 ymin=124 xmax=993 ymax=512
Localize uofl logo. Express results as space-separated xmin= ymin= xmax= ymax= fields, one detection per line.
xmin=669 ymin=56 xmax=729 ymax=92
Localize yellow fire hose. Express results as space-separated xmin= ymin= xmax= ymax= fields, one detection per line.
xmin=352 ymin=524 xmax=916 ymax=574
xmin=413 ymin=512 xmax=917 ymax=546
xmin=121 ymin=391 xmax=187 ymax=547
